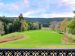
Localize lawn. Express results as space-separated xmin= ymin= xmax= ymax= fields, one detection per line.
xmin=0 ymin=30 xmax=75 ymax=48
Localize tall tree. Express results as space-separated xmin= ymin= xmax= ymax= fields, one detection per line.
xmin=18 ymin=13 xmax=29 ymax=31
xmin=18 ymin=13 xmax=24 ymax=31
xmin=59 ymin=18 xmax=68 ymax=32
xmin=18 ymin=13 xmax=24 ymax=21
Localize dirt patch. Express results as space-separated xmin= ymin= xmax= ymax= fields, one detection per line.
xmin=63 ymin=35 xmax=71 ymax=42
xmin=0 ymin=34 xmax=26 ymax=43
xmin=62 ymin=34 xmax=75 ymax=44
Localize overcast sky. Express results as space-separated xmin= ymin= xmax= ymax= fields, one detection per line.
xmin=0 ymin=0 xmax=75 ymax=17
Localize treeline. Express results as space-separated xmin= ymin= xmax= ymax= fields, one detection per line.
xmin=49 ymin=18 xmax=68 ymax=33
xmin=25 ymin=17 xmax=71 ymax=24
xmin=0 ymin=14 xmax=41 ymax=35
xmin=49 ymin=17 xmax=75 ymax=35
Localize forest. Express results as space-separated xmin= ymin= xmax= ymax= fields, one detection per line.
xmin=0 ymin=14 xmax=42 ymax=35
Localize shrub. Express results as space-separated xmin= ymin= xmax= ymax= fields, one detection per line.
xmin=68 ymin=19 xmax=75 ymax=34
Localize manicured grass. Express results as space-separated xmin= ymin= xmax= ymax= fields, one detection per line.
xmin=0 ymin=30 xmax=65 ymax=48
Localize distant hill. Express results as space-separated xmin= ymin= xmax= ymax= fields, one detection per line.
xmin=0 ymin=17 xmax=72 ymax=24
xmin=24 ymin=17 xmax=72 ymax=24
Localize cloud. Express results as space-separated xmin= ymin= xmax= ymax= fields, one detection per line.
xmin=0 ymin=2 xmax=19 ymax=11
xmin=23 ymin=11 xmax=35 ymax=17
xmin=23 ymin=11 xmax=74 ymax=18
xmin=10 ymin=3 xmax=19 ymax=10
xmin=0 ymin=0 xmax=30 ymax=11
xmin=24 ymin=0 xmax=29 ymax=5
xmin=39 ymin=12 xmax=74 ymax=18
xmin=61 ymin=0 xmax=75 ymax=10
xmin=0 ymin=0 xmax=74 ymax=17
xmin=23 ymin=0 xmax=29 ymax=8
xmin=0 ymin=3 xmax=4 ymax=7
xmin=62 ymin=0 xmax=75 ymax=5
xmin=23 ymin=10 xmax=42 ymax=17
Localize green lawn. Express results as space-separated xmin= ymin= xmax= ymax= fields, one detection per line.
xmin=0 ymin=30 xmax=75 ymax=48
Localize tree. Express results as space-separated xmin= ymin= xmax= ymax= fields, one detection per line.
xmin=18 ymin=13 xmax=24 ymax=21
xmin=54 ymin=22 xmax=60 ymax=31
xmin=13 ymin=19 xmax=21 ymax=32
xmin=39 ymin=23 xmax=42 ymax=29
xmin=68 ymin=18 xmax=75 ymax=34
xmin=20 ymin=20 xmax=29 ymax=31
xmin=18 ymin=13 xmax=24 ymax=31
xmin=59 ymin=18 xmax=68 ymax=33
xmin=50 ymin=21 xmax=58 ymax=30
xmin=0 ymin=21 xmax=5 ymax=35
xmin=7 ymin=23 xmax=13 ymax=33
xmin=18 ymin=13 xmax=29 ymax=31
xmin=32 ymin=22 xmax=40 ymax=30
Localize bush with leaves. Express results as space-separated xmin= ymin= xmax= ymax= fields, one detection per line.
xmin=68 ymin=18 xmax=75 ymax=34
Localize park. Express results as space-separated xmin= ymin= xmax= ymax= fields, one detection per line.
xmin=0 ymin=11 xmax=75 ymax=48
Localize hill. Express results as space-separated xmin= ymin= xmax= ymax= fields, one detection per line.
xmin=24 ymin=17 xmax=72 ymax=24
xmin=0 ymin=17 xmax=72 ymax=24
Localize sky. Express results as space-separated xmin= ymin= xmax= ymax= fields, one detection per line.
xmin=0 ymin=0 xmax=75 ymax=18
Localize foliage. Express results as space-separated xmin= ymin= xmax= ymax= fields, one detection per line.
xmin=0 ymin=14 xmax=42 ymax=35
xmin=18 ymin=14 xmax=29 ymax=31
xmin=0 ymin=21 xmax=5 ymax=35
xmin=13 ymin=20 xmax=21 ymax=32
xmin=32 ymin=22 xmax=39 ymax=30
xmin=59 ymin=18 xmax=68 ymax=32
xmin=0 ymin=16 xmax=14 ymax=24
xmin=7 ymin=23 xmax=13 ymax=33
xmin=18 ymin=13 xmax=24 ymax=21
xmin=50 ymin=21 xmax=60 ymax=31
xmin=20 ymin=20 xmax=29 ymax=31
xmin=28 ymin=22 xmax=41 ymax=30
xmin=68 ymin=18 xmax=75 ymax=34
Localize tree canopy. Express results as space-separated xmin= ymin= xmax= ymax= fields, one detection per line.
xmin=68 ymin=18 xmax=75 ymax=34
